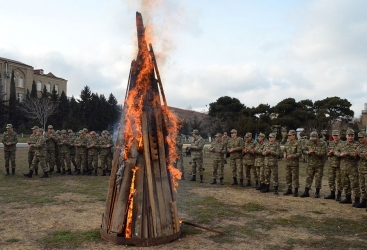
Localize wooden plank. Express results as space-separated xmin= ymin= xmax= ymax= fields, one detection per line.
xmin=141 ymin=170 xmax=148 ymax=238
xmin=132 ymin=155 xmax=145 ymax=238
xmin=170 ymin=201 xmax=180 ymax=233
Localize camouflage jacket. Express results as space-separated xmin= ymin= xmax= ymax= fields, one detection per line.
xmin=357 ymin=143 xmax=367 ymax=171
xmin=222 ymin=136 xmax=229 ymax=148
xmin=243 ymin=139 xmax=257 ymax=165
xmin=263 ymin=141 xmax=281 ymax=166
xmin=74 ymin=136 xmax=87 ymax=154
xmin=335 ymin=141 xmax=359 ymax=168
xmin=327 ymin=140 xmax=341 ymax=167
xmin=254 ymin=140 xmax=267 ymax=167
xmin=228 ymin=137 xmax=244 ymax=159
xmin=58 ymin=136 xmax=71 ymax=153
xmin=87 ymin=137 xmax=99 ymax=155
xmin=33 ymin=135 xmax=47 ymax=157
xmin=300 ymin=138 xmax=308 ymax=154
xmin=176 ymin=135 xmax=183 ymax=154
xmin=190 ymin=136 xmax=204 ymax=159
xmin=44 ymin=132 xmax=57 ymax=151
xmin=2 ymin=131 xmax=18 ymax=151
xmin=99 ymin=136 xmax=113 ymax=154
xmin=303 ymin=140 xmax=327 ymax=165
xmin=209 ymin=140 xmax=226 ymax=160
xmin=28 ymin=133 xmax=38 ymax=152
xmin=68 ymin=135 xmax=76 ymax=154
xmin=283 ymin=140 xmax=301 ymax=166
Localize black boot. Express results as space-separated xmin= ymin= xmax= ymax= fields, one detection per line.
xmin=340 ymin=194 xmax=352 ymax=204
xmin=315 ymin=188 xmax=320 ymax=198
xmin=232 ymin=177 xmax=238 ymax=185
xmin=256 ymin=183 xmax=263 ymax=190
xmin=274 ymin=186 xmax=279 ymax=195
xmin=35 ymin=169 xmax=38 ymax=175
xmin=336 ymin=190 xmax=342 ymax=201
xmin=56 ymin=169 xmax=61 ymax=173
xmin=40 ymin=172 xmax=49 ymax=178
xmin=293 ymin=188 xmax=299 ymax=197
xmin=200 ymin=175 xmax=203 ymax=183
xmin=300 ymin=187 xmax=310 ymax=198
xmin=23 ymin=170 xmax=33 ymax=178
xmin=283 ymin=188 xmax=293 ymax=195
xmin=210 ymin=178 xmax=216 ymax=184
xmin=246 ymin=180 xmax=251 ymax=187
xmin=254 ymin=181 xmax=259 ymax=188
xmin=239 ymin=179 xmax=244 ymax=187
xmin=181 ymin=173 xmax=185 ymax=180
xmin=62 ymin=169 xmax=66 ymax=175
xmin=11 ymin=168 xmax=15 ymax=176
xmin=260 ymin=184 xmax=269 ymax=193
xmin=94 ymin=170 xmax=98 ymax=176
xmin=219 ymin=178 xmax=224 ymax=185
xmin=189 ymin=175 xmax=196 ymax=181
xmin=324 ymin=191 xmax=335 ymax=199
xmin=352 ymin=197 xmax=360 ymax=207
xmin=68 ymin=169 xmax=73 ymax=175
xmin=6 ymin=169 xmax=10 ymax=176
xmin=49 ymin=168 xmax=53 ymax=175
xmin=101 ymin=170 xmax=106 ymax=176
xmin=356 ymin=198 xmax=366 ymax=208
xmin=76 ymin=169 xmax=81 ymax=175
xmin=88 ymin=170 xmax=92 ymax=175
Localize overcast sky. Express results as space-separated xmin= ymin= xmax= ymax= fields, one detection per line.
xmin=1 ymin=0 xmax=366 ymax=116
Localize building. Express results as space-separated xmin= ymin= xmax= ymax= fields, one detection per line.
xmin=0 ymin=57 xmax=67 ymax=103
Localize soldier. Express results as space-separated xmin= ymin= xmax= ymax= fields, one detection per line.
xmin=2 ymin=124 xmax=18 ymax=175
xmin=261 ymin=133 xmax=281 ymax=194
xmin=283 ymin=130 xmax=302 ymax=197
xmin=227 ymin=129 xmax=244 ymax=186
xmin=324 ymin=130 xmax=342 ymax=201
xmin=187 ymin=129 xmax=205 ymax=183
xmin=209 ymin=133 xmax=226 ymax=185
xmin=243 ymin=132 xmax=257 ymax=187
xmin=68 ymin=129 xmax=77 ymax=172
xmin=300 ymin=131 xmax=327 ymax=198
xmin=87 ymin=131 xmax=100 ymax=175
xmin=172 ymin=134 xmax=184 ymax=180
xmin=75 ymin=130 xmax=87 ymax=175
xmin=54 ymin=130 xmax=62 ymax=173
xmin=24 ymin=128 xmax=49 ymax=178
xmin=27 ymin=126 xmax=39 ymax=175
xmin=254 ymin=133 xmax=266 ymax=190
xmin=44 ymin=125 xmax=57 ymax=174
xmin=335 ymin=129 xmax=361 ymax=206
xmin=99 ymin=130 xmax=113 ymax=176
xmin=300 ymin=134 xmax=308 ymax=163
xmin=83 ymin=128 xmax=90 ymax=171
xmin=58 ymin=130 xmax=72 ymax=175
xmin=222 ymin=132 xmax=230 ymax=164
xmin=355 ymin=131 xmax=367 ymax=209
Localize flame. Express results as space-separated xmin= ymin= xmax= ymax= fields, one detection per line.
xmin=125 ymin=166 xmax=139 ymax=238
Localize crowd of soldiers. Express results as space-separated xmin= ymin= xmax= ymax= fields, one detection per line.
xmin=177 ymin=128 xmax=367 ymax=211
xmin=2 ymin=124 xmax=113 ymax=178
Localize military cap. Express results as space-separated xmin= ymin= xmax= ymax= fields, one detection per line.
xmin=309 ymin=131 xmax=318 ymax=139
xmin=55 ymin=130 xmax=60 ymax=134
xmin=346 ymin=129 xmax=355 ymax=135
xmin=48 ymin=125 xmax=53 ymax=129
xmin=37 ymin=128 xmax=44 ymax=133
xmin=332 ymin=130 xmax=340 ymax=136
xmin=191 ymin=129 xmax=199 ymax=135
xmin=83 ymin=128 xmax=88 ymax=133
xmin=358 ymin=131 xmax=367 ymax=138
xmin=258 ymin=133 xmax=265 ymax=137
xmin=79 ymin=130 xmax=84 ymax=134
xmin=245 ymin=132 xmax=252 ymax=138
xmin=6 ymin=124 xmax=12 ymax=129
xmin=68 ymin=129 xmax=73 ymax=133
xmin=287 ymin=130 xmax=297 ymax=136
xmin=31 ymin=126 xmax=39 ymax=130
xmin=223 ymin=132 xmax=227 ymax=135
xmin=215 ymin=133 xmax=222 ymax=137
xmin=269 ymin=133 xmax=276 ymax=138
xmin=230 ymin=129 xmax=237 ymax=133
xmin=61 ymin=130 xmax=67 ymax=134
xmin=90 ymin=131 xmax=96 ymax=135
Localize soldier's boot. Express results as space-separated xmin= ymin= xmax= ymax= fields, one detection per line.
xmin=62 ymin=169 xmax=66 ymax=175
xmin=40 ymin=172 xmax=49 ymax=178
xmin=254 ymin=181 xmax=259 ymax=188
xmin=76 ymin=169 xmax=81 ymax=175
xmin=11 ymin=168 xmax=15 ymax=176
xmin=283 ymin=188 xmax=293 ymax=195
xmin=232 ymin=177 xmax=238 ymax=185
xmin=35 ymin=169 xmax=38 ymax=175
xmin=260 ymin=184 xmax=269 ymax=193
xmin=68 ymin=169 xmax=73 ymax=175
xmin=56 ymin=169 xmax=61 ymax=174
xmin=352 ymin=197 xmax=360 ymax=207
xmin=181 ymin=173 xmax=185 ymax=180
xmin=101 ymin=170 xmax=106 ymax=176
xmin=336 ymin=190 xmax=342 ymax=202
xmin=88 ymin=170 xmax=92 ymax=175
xmin=356 ymin=198 xmax=367 ymax=208
xmin=256 ymin=183 xmax=263 ymax=191
xmin=94 ymin=170 xmax=98 ymax=176
xmin=49 ymin=168 xmax=54 ymax=174
xmin=324 ymin=191 xmax=335 ymax=199
xmin=246 ymin=180 xmax=251 ymax=187
xmin=300 ymin=187 xmax=310 ymax=198
xmin=314 ymin=188 xmax=321 ymax=198
xmin=274 ymin=186 xmax=279 ymax=195
xmin=6 ymin=169 xmax=10 ymax=176
xmin=210 ymin=178 xmax=216 ymax=185
xmin=293 ymin=188 xmax=299 ymax=197
xmin=339 ymin=194 xmax=352 ymax=204
xmin=23 ymin=170 xmax=33 ymax=178
xmin=200 ymin=175 xmax=203 ymax=183
xmin=240 ymin=179 xmax=245 ymax=187
xmin=189 ymin=175 xmax=196 ymax=181
xmin=219 ymin=178 xmax=224 ymax=185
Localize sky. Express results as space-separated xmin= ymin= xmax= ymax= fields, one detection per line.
xmin=1 ymin=0 xmax=367 ymax=117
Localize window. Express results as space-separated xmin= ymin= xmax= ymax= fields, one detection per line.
xmin=18 ymin=93 xmax=23 ymax=103
xmin=55 ymin=84 xmax=59 ymax=94
xmin=37 ymin=81 xmax=42 ymax=91
xmin=46 ymin=83 xmax=51 ymax=92
xmin=18 ymin=76 xmax=24 ymax=88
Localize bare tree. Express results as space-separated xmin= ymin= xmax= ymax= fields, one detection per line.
xmin=19 ymin=97 xmax=59 ymax=130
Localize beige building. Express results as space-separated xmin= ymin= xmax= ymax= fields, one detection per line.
xmin=0 ymin=56 xmax=67 ymax=103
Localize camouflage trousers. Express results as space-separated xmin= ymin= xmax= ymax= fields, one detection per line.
xmin=191 ymin=157 xmax=203 ymax=175
xmin=30 ymin=156 xmax=48 ymax=173
xmin=76 ymin=151 xmax=86 ymax=171
xmin=173 ymin=152 xmax=184 ymax=173
xmin=55 ymin=149 xmax=61 ymax=170
xmin=359 ymin=166 xmax=367 ymax=199
xmin=305 ymin=163 xmax=324 ymax=189
xmin=70 ymin=153 xmax=77 ymax=168
xmin=212 ymin=158 xmax=224 ymax=179
xmin=265 ymin=164 xmax=278 ymax=186
xmin=230 ymin=157 xmax=243 ymax=179
xmin=88 ymin=154 xmax=98 ymax=171
xmin=59 ymin=151 xmax=71 ymax=170
xmin=28 ymin=149 xmax=35 ymax=167
xmin=46 ymin=149 xmax=55 ymax=170
xmin=341 ymin=164 xmax=360 ymax=197
xmin=285 ymin=165 xmax=299 ymax=189
xmin=4 ymin=149 xmax=16 ymax=169
xmin=255 ymin=163 xmax=265 ymax=184
xmin=244 ymin=164 xmax=257 ymax=182
xmin=100 ymin=151 xmax=112 ymax=171
xmin=327 ymin=165 xmax=342 ymax=191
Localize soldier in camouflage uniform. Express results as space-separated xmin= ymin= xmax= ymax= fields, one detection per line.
xmin=87 ymin=131 xmax=100 ymax=175
xmin=99 ymin=130 xmax=113 ymax=176
xmin=83 ymin=128 xmax=90 ymax=171
xmin=209 ymin=133 xmax=226 ymax=185
xmin=188 ymin=129 xmax=205 ymax=183
xmin=243 ymin=132 xmax=257 ymax=187
xmin=24 ymin=128 xmax=49 ymax=178
xmin=324 ymin=130 xmax=342 ymax=201
xmin=261 ymin=133 xmax=281 ymax=194
xmin=75 ymin=130 xmax=87 ymax=175
xmin=283 ymin=130 xmax=302 ymax=197
xmin=58 ymin=130 xmax=72 ymax=175
xmin=228 ymin=129 xmax=244 ymax=185
xmin=68 ymin=129 xmax=77 ymax=172
xmin=222 ymin=132 xmax=229 ymax=165
xmin=27 ymin=126 xmax=39 ymax=175
xmin=44 ymin=125 xmax=57 ymax=174
xmin=335 ymin=129 xmax=361 ymax=206
xmin=173 ymin=134 xmax=184 ymax=180
xmin=300 ymin=134 xmax=308 ymax=163
xmin=355 ymin=131 xmax=367 ymax=209
xmin=300 ymin=131 xmax=327 ymax=198
xmin=254 ymin=133 xmax=266 ymax=190
xmin=2 ymin=124 xmax=18 ymax=175
xmin=54 ymin=130 xmax=62 ymax=173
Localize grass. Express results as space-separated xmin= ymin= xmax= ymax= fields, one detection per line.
xmin=5 ymin=238 xmax=21 ymax=243
xmin=39 ymin=230 xmax=101 ymax=249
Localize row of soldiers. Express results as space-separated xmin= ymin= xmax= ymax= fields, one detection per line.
xmin=176 ymin=128 xmax=367 ymax=211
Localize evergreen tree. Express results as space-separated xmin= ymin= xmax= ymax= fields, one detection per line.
xmin=78 ymin=86 xmax=92 ymax=126
xmin=108 ymin=93 xmax=120 ymax=125
xmin=30 ymin=80 xmax=37 ymax=98
xmin=8 ymin=70 xmax=17 ymax=125
xmin=51 ymin=85 xmax=59 ymax=103
xmin=41 ymin=85 xmax=49 ymax=98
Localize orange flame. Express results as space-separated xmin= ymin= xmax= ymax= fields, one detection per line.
xmin=167 ymin=164 xmax=182 ymax=192
xmin=125 ymin=166 xmax=139 ymax=238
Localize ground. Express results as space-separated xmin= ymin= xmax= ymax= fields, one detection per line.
xmin=0 ymin=148 xmax=367 ymax=250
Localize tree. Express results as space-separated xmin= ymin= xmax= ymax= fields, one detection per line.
xmin=51 ymin=85 xmax=59 ymax=103
xmin=8 ymin=70 xmax=17 ymax=124
xmin=30 ymin=81 xmax=37 ymax=98
xmin=0 ymin=73 xmax=7 ymax=125
xmin=41 ymin=85 xmax=49 ymax=98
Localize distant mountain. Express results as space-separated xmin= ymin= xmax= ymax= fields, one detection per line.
xmin=168 ymin=106 xmax=207 ymax=121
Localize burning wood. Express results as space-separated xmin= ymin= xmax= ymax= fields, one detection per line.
xmin=100 ymin=12 xmax=181 ymax=246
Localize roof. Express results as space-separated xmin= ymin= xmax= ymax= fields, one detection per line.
xmin=34 ymin=69 xmax=66 ymax=81
xmin=0 ymin=56 xmax=32 ymax=67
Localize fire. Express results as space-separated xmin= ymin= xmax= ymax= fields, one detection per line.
xmin=125 ymin=166 xmax=139 ymax=238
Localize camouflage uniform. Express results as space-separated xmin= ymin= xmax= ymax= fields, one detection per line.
xmin=87 ymin=132 xmax=100 ymax=174
xmin=243 ymin=133 xmax=257 ymax=186
xmin=99 ymin=131 xmax=113 ymax=175
xmin=209 ymin=133 xmax=226 ymax=184
xmin=325 ymin=130 xmax=342 ymax=200
xmin=356 ymin=132 xmax=367 ymax=208
xmin=254 ymin=134 xmax=266 ymax=190
xmin=30 ymin=132 xmax=48 ymax=173
xmin=300 ymin=136 xmax=308 ymax=163
xmin=189 ymin=130 xmax=205 ymax=179
xmin=28 ymin=127 xmax=39 ymax=171
xmin=75 ymin=131 xmax=87 ymax=174
xmin=2 ymin=124 xmax=18 ymax=174
xmin=262 ymin=133 xmax=281 ymax=192
xmin=173 ymin=134 xmax=184 ymax=175
xmin=227 ymin=129 xmax=244 ymax=184
xmin=222 ymin=133 xmax=230 ymax=165
xmin=68 ymin=130 xmax=77 ymax=171
xmin=44 ymin=126 xmax=57 ymax=172
xmin=58 ymin=131 xmax=71 ymax=173
xmin=283 ymin=130 xmax=301 ymax=195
